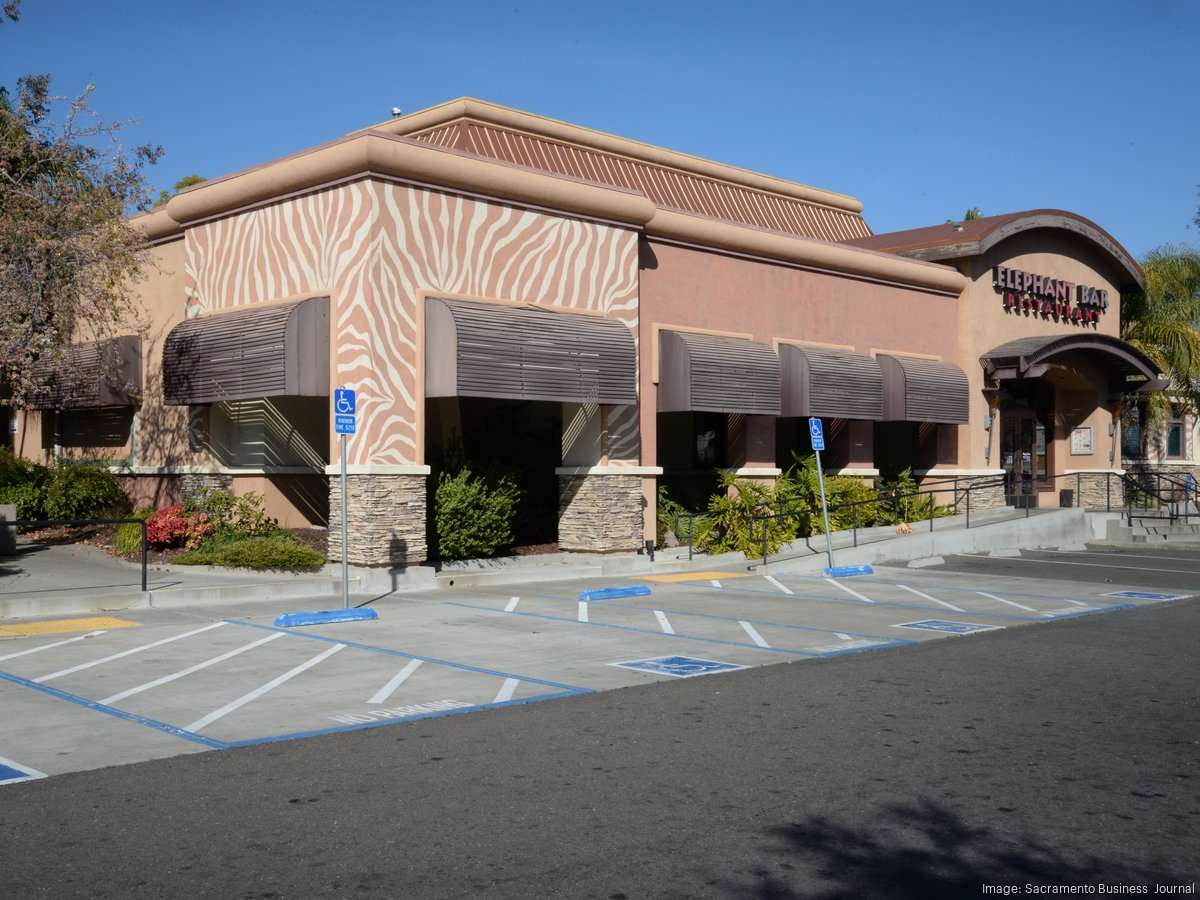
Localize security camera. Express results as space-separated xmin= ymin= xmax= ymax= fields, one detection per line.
xmin=391 ymin=107 xmax=402 ymax=118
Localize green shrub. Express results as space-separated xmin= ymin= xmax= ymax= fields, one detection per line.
xmin=433 ymin=465 xmax=521 ymax=560
xmin=878 ymin=468 xmax=951 ymax=524
xmin=655 ymin=485 xmax=690 ymax=546
xmin=44 ymin=463 xmax=130 ymax=520
xmin=115 ymin=507 xmax=155 ymax=556
xmin=0 ymin=449 xmax=47 ymax=490
xmin=184 ymin=488 xmax=278 ymax=539
xmin=695 ymin=470 xmax=791 ymax=560
xmin=0 ymin=480 xmax=47 ymax=522
xmin=174 ymin=533 xmax=325 ymax=571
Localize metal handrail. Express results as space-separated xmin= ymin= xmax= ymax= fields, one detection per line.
xmin=2 ymin=517 xmax=149 ymax=591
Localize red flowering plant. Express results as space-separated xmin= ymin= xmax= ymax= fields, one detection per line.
xmin=144 ymin=505 xmax=215 ymax=550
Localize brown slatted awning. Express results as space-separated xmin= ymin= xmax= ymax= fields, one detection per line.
xmin=981 ymin=334 xmax=1167 ymax=393
xmin=26 ymin=336 xmax=142 ymax=410
xmin=162 ymin=296 xmax=329 ymax=406
xmin=658 ymin=331 xmax=780 ymax=415
xmin=879 ymin=354 xmax=969 ymax=424
xmin=780 ymin=345 xmax=882 ymax=420
xmin=425 ymin=298 xmax=637 ymax=405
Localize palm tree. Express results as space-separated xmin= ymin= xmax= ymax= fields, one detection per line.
xmin=1121 ymin=243 xmax=1200 ymax=429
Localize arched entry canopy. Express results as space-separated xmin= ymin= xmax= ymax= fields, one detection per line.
xmin=980 ymin=334 xmax=1168 ymax=393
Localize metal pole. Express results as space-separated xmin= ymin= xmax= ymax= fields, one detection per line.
xmin=140 ymin=521 xmax=148 ymax=592
xmin=340 ymin=431 xmax=349 ymax=610
xmin=814 ymin=448 xmax=834 ymax=570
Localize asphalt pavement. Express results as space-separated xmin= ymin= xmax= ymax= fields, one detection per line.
xmin=0 ymin=592 xmax=1195 ymax=898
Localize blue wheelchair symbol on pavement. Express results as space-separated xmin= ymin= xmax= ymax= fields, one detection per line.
xmin=612 ymin=656 xmax=746 ymax=678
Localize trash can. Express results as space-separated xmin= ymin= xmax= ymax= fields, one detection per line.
xmin=1059 ymin=489 xmax=1074 ymax=508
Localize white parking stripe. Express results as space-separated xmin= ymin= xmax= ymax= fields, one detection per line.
xmin=654 ymin=610 xmax=675 ymax=634
xmin=1059 ymin=598 xmax=1088 ymax=607
xmin=0 ymin=631 xmax=106 ymax=663
xmin=504 ymin=597 xmax=520 ymax=612
xmin=100 ymin=632 xmax=286 ymax=705
xmin=493 ymin=678 xmax=519 ymax=703
xmin=835 ymin=633 xmax=853 ymax=640
xmin=184 ymin=643 xmax=345 ymax=733
xmin=368 ymin=659 xmax=424 ymax=705
xmin=710 ymin=580 xmax=722 ymax=588
xmin=764 ymin=576 xmax=794 ymax=595
xmin=740 ymin=621 xmax=771 ymax=648
xmin=34 ymin=623 xmax=227 ymax=683
xmin=897 ymin=584 xmax=964 ymax=612
xmin=578 ymin=602 xmax=589 ymax=623
xmin=0 ymin=754 xmax=45 ymax=783
xmin=974 ymin=591 xmax=1036 ymax=612
xmin=825 ymin=578 xmax=874 ymax=602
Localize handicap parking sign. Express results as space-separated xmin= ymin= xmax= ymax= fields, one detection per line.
xmin=334 ymin=388 xmax=356 ymax=435
xmin=894 ymin=619 xmax=1002 ymax=635
xmin=808 ymin=417 xmax=825 ymax=451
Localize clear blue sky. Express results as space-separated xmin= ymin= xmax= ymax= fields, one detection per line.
xmin=6 ymin=0 xmax=1198 ymax=259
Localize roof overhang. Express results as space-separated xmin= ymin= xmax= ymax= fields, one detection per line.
xmin=981 ymin=334 xmax=1168 ymax=394
xmin=780 ymin=345 xmax=882 ymax=420
xmin=26 ymin=336 xmax=142 ymax=410
xmin=425 ymin=298 xmax=637 ymax=405
xmin=162 ymin=296 xmax=330 ymax=406
xmin=879 ymin=354 xmax=969 ymax=424
xmin=658 ymin=331 xmax=780 ymax=415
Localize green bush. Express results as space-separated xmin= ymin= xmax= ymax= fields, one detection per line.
xmin=878 ymin=468 xmax=951 ymax=524
xmin=0 ymin=448 xmax=47 ymax=489
xmin=0 ymin=480 xmax=47 ymax=522
xmin=695 ymin=470 xmax=791 ymax=560
xmin=184 ymin=488 xmax=278 ymax=539
xmin=44 ymin=463 xmax=131 ymax=520
xmin=174 ymin=533 xmax=325 ymax=571
xmin=656 ymin=485 xmax=691 ymax=547
xmin=433 ymin=465 xmax=521 ymax=560
xmin=115 ymin=507 xmax=155 ymax=556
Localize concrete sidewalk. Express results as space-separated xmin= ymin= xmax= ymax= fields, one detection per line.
xmin=0 ymin=505 xmax=1112 ymax=620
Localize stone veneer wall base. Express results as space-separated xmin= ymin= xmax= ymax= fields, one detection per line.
xmin=328 ymin=474 xmax=427 ymax=566
xmin=559 ymin=474 xmax=643 ymax=553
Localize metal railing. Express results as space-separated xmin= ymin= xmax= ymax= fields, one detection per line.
xmin=1 ymin=517 xmax=149 ymax=591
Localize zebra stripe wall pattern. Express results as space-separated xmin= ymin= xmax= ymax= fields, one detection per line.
xmin=184 ymin=179 xmax=642 ymax=467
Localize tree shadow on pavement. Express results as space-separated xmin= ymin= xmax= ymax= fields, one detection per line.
xmin=736 ymin=798 xmax=1181 ymax=899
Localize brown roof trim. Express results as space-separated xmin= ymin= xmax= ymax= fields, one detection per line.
xmin=128 ymin=206 xmax=183 ymax=242
xmin=980 ymin=334 xmax=1168 ymax=393
xmin=648 ymin=209 xmax=966 ymax=296
xmin=845 ymin=210 xmax=1143 ymax=291
xmin=366 ymin=98 xmax=865 ymax=216
xmin=162 ymin=131 xmax=657 ymax=230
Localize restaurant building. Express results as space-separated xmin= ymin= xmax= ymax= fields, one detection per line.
xmin=7 ymin=99 xmax=1169 ymax=565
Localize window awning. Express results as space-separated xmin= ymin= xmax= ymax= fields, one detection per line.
xmin=980 ymin=334 xmax=1168 ymax=393
xmin=26 ymin=336 xmax=142 ymax=410
xmin=425 ymin=298 xmax=637 ymax=405
xmin=162 ymin=296 xmax=329 ymax=406
xmin=781 ymin=345 xmax=882 ymax=420
xmin=879 ymin=354 xmax=969 ymax=423
xmin=658 ymin=330 xmax=780 ymax=415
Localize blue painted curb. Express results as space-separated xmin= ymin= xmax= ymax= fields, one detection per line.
xmin=824 ymin=565 xmax=873 ymax=578
xmin=275 ymin=608 xmax=379 ymax=627
xmin=579 ymin=586 xmax=651 ymax=601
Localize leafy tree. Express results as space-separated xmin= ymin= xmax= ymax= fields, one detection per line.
xmin=1120 ymin=243 xmax=1200 ymax=427
xmin=1 ymin=72 xmax=162 ymax=407
xmin=964 ymin=207 xmax=983 ymax=220
xmin=153 ymin=173 xmax=205 ymax=207
xmin=1 ymin=1 xmax=18 ymax=25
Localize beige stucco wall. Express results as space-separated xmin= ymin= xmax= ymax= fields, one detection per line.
xmin=638 ymin=239 xmax=963 ymax=469
xmin=958 ymin=229 xmax=1128 ymax=478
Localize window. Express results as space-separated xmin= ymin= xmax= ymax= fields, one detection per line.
xmin=1166 ymin=418 xmax=1186 ymax=459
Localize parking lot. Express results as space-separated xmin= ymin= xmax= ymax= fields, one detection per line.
xmin=1 ymin=545 xmax=1192 ymax=784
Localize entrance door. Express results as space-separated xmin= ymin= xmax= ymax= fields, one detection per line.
xmin=1000 ymin=409 xmax=1047 ymax=504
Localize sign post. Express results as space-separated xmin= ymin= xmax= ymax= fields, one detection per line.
xmin=809 ymin=418 xmax=835 ymax=571
xmin=334 ymin=388 xmax=356 ymax=610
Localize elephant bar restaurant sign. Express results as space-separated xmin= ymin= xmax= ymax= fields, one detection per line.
xmin=993 ymin=265 xmax=1108 ymax=325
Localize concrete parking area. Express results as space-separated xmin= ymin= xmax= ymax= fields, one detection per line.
xmin=1 ymin=513 xmax=1193 ymax=783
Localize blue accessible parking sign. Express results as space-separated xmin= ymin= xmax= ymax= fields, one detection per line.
xmin=809 ymin=417 xmax=825 ymax=451
xmin=334 ymin=388 xmax=356 ymax=435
